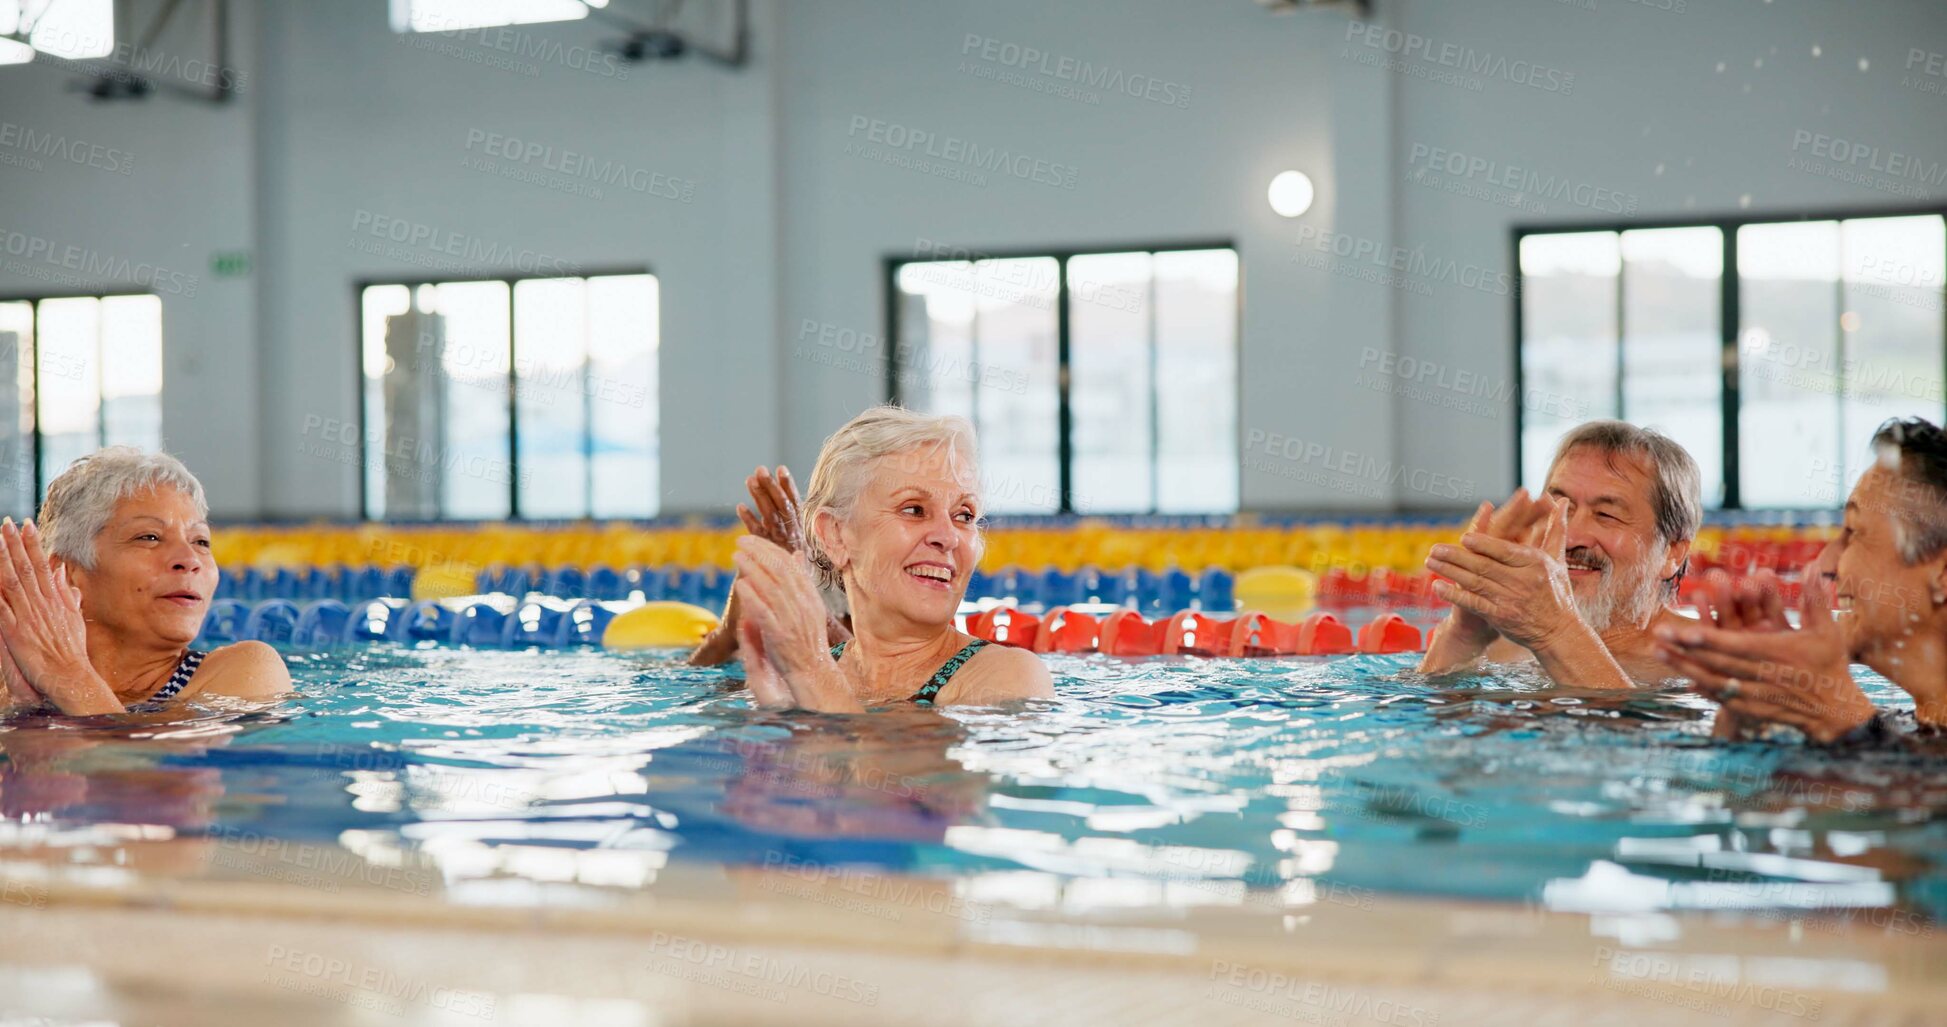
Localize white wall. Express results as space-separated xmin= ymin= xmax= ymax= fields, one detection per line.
xmin=1 ymin=0 xmax=1942 ymax=519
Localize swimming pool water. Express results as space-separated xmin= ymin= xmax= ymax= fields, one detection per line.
xmin=3 ymin=644 xmax=1942 ymax=926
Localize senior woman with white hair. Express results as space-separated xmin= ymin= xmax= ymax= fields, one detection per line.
xmin=731 ymin=406 xmax=1054 ymax=711
xmin=0 ymin=447 xmax=290 ymax=716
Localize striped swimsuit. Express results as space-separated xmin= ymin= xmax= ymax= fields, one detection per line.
xmin=127 ymin=648 xmax=208 ymax=712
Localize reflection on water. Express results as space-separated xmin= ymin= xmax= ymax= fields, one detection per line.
xmin=1 ymin=643 xmax=1942 ymax=926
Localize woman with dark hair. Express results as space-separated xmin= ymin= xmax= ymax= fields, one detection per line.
xmin=1657 ymin=418 xmax=1947 ymax=743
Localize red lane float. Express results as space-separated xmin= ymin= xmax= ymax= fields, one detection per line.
xmin=967 ymin=605 xmax=1424 ymax=658
xmin=967 ymin=606 xmax=1042 ymax=649
xmin=1033 ymin=607 xmax=1103 ymax=654
xmin=1356 ymin=612 xmax=1423 ymax=654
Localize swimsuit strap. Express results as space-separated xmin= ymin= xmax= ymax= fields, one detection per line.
xmin=129 ymin=648 xmax=207 ymax=711
xmin=826 ymin=639 xmax=990 ymax=704
xmin=911 ymin=639 xmax=988 ymax=705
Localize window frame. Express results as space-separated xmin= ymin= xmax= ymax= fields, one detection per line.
xmin=1512 ymin=204 xmax=1947 ymax=510
xmin=352 ymin=266 xmax=656 ymax=522
xmin=0 ymin=287 xmax=162 ymax=505
xmin=883 ymin=240 xmax=1242 ymax=515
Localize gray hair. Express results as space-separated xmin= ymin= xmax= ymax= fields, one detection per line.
xmin=39 ymin=447 xmax=209 ymax=570
xmin=1869 ymin=417 xmax=1947 ymax=564
xmin=801 ymin=405 xmax=980 ymax=591
xmin=1547 ymin=421 xmax=1701 ymax=597
xmin=1547 ymin=421 xmax=1703 ymax=546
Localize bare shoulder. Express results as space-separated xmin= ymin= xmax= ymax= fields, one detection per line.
xmin=938 ymin=644 xmax=1055 ymax=706
xmin=187 ymin=641 xmax=294 ymax=701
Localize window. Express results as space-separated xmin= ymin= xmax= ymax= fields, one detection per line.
xmin=0 ymin=293 xmax=164 ymax=518
xmin=889 ymin=245 xmax=1239 ymax=514
xmin=1518 ymin=211 xmax=1945 ymax=508
xmin=358 ymin=272 xmax=658 ymax=521
xmin=388 ymin=0 xmax=605 ymax=34
xmin=2 ymin=0 xmax=114 ymax=61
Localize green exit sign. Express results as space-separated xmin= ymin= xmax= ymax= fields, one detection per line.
xmin=211 ymin=251 xmax=252 ymax=278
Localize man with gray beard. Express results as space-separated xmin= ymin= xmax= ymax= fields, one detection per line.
xmin=1418 ymin=421 xmax=1702 ymax=688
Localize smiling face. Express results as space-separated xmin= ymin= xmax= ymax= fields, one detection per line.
xmin=815 ymin=442 xmax=982 ymax=631
xmin=62 ymin=485 xmax=219 ymax=647
xmin=1544 ymin=445 xmax=1688 ymax=631
xmin=1833 ymin=466 xmax=1945 ymax=663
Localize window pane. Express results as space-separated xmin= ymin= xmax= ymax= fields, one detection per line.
xmin=99 ymin=295 xmax=162 ymax=451
xmin=0 ymin=302 xmax=31 ymax=515
xmin=390 ymin=0 xmax=590 ymax=33
xmin=29 ymin=0 xmax=112 ymax=59
xmin=1520 ymin=233 xmax=1619 ymax=488
xmin=969 ymin=258 xmax=1060 ymax=513
xmin=1153 ymin=249 xmax=1239 ymax=513
xmin=587 ymin=274 xmax=658 ymax=519
xmin=898 ymin=258 xmax=1060 ymax=514
xmin=361 ymin=285 xmax=411 ymax=518
xmin=1840 ymin=215 xmax=1946 ymax=488
xmin=365 ymin=281 xmax=512 ymax=519
xmin=1068 ymin=252 xmax=1153 ymax=514
xmin=514 ymin=278 xmax=589 ymax=519
xmin=432 ymin=281 xmax=512 ymax=519
xmin=895 ymin=261 xmax=977 ymax=425
xmin=36 ymin=297 xmax=101 ymax=487
xmin=1738 ymin=221 xmax=1842 ymax=506
xmin=1621 ymin=227 xmax=1723 ymax=506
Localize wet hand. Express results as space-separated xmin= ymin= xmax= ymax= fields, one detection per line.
xmin=736 ymin=466 xmax=807 ymax=553
xmin=1427 ymin=496 xmax=1582 ymax=652
xmin=732 ymin=537 xmax=860 ymax=713
xmin=1654 ymin=569 xmax=1873 ymax=744
xmin=0 ymin=520 xmax=116 ymax=714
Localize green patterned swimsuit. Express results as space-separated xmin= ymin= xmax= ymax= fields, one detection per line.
xmin=828 ymin=639 xmax=990 ymax=704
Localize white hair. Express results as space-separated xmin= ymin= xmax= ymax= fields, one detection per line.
xmin=39 ymin=447 xmax=208 ymax=570
xmin=801 ymin=406 xmax=980 ymax=591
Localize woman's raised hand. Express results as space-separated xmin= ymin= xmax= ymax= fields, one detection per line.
xmin=732 ymin=536 xmax=860 ymax=713
xmin=0 ymin=520 xmax=119 ymax=715
xmin=736 ymin=466 xmax=807 ymax=553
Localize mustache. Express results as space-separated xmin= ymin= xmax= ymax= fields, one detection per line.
xmin=1564 ymin=546 xmax=1609 ymax=573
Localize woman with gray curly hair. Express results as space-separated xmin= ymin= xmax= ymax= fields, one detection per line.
xmin=730 ymin=406 xmax=1053 ymax=711
xmin=1 ymin=447 xmax=290 ymax=715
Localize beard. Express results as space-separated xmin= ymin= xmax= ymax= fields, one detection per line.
xmin=1568 ymin=539 xmax=1669 ymax=632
